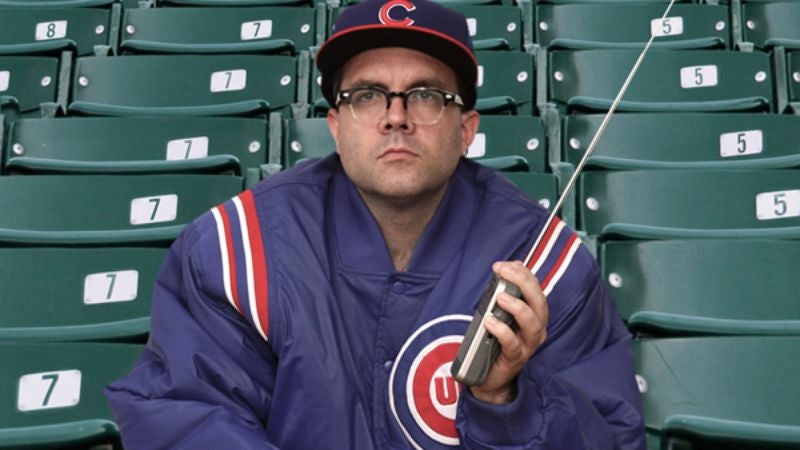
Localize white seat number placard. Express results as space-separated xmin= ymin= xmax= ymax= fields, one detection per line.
xmin=720 ymin=130 xmax=763 ymax=158
xmin=651 ymin=17 xmax=684 ymax=37
xmin=166 ymin=136 xmax=210 ymax=160
xmin=18 ymin=370 xmax=81 ymax=412
xmin=241 ymin=20 xmax=273 ymax=41
xmin=130 ymin=194 xmax=178 ymax=225
xmin=680 ymin=65 xmax=718 ymax=89
xmin=466 ymin=133 xmax=486 ymax=158
xmin=477 ymin=65 xmax=484 ymax=87
xmin=466 ymin=18 xmax=477 ymax=37
xmin=210 ymin=69 xmax=247 ymax=93
xmin=84 ymin=270 xmax=139 ymax=305
xmin=756 ymin=189 xmax=800 ymax=221
xmin=36 ymin=20 xmax=68 ymax=41
xmin=0 ymin=71 xmax=9 ymax=92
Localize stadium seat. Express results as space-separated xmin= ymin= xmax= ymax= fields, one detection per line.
xmin=159 ymin=0 xmax=311 ymax=6
xmin=0 ymin=0 xmax=115 ymax=6
xmin=449 ymin=5 xmax=523 ymax=51
xmin=0 ymin=174 xmax=243 ymax=245
xmin=120 ymin=6 xmax=319 ymax=55
xmin=69 ymin=54 xmax=298 ymax=117
xmin=284 ymin=117 xmax=334 ymax=168
xmin=562 ymin=113 xmax=800 ymax=170
xmin=536 ymin=3 xmax=729 ymax=50
xmin=0 ymin=247 xmax=165 ymax=342
xmin=787 ymin=51 xmax=800 ymax=114
xmin=636 ymin=336 xmax=800 ymax=448
xmin=500 ymin=172 xmax=558 ymax=210
xmin=0 ymin=342 xmax=142 ymax=449
xmin=548 ymin=49 xmax=773 ymax=113
xmin=601 ymin=239 xmax=800 ymax=336
xmin=475 ymin=50 xmax=535 ymax=115
xmin=0 ymin=55 xmax=62 ymax=118
xmin=4 ymin=116 xmax=269 ymax=177
xmin=579 ymin=169 xmax=800 ymax=239
xmin=0 ymin=7 xmax=115 ymax=57
xmin=742 ymin=1 xmax=800 ymax=50
xmin=466 ymin=115 xmax=546 ymax=172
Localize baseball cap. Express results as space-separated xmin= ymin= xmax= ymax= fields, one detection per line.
xmin=316 ymin=0 xmax=478 ymax=110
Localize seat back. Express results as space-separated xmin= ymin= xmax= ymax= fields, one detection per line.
xmin=601 ymin=239 xmax=800 ymax=336
xmin=0 ymin=174 xmax=243 ymax=245
xmin=563 ymin=113 xmax=800 ymax=170
xmin=284 ymin=117 xmax=334 ymax=168
xmin=69 ymin=54 xmax=296 ymax=117
xmin=549 ymin=49 xmax=773 ymax=113
xmin=0 ymin=247 xmax=165 ymax=342
xmin=0 ymin=342 xmax=142 ymax=448
xmin=636 ymin=336 xmax=800 ymax=448
xmin=466 ymin=115 xmax=546 ymax=172
xmin=0 ymin=7 xmax=112 ymax=56
xmin=0 ymin=56 xmax=59 ymax=116
xmin=501 ymin=172 xmax=558 ymax=210
xmin=5 ymin=116 xmax=268 ymax=175
xmin=475 ymin=50 xmax=535 ymax=115
xmin=449 ymin=5 xmax=523 ymax=51
xmin=579 ymin=169 xmax=800 ymax=238
xmin=537 ymin=4 xmax=729 ymax=50
xmin=743 ymin=1 xmax=800 ymax=50
xmin=120 ymin=6 xmax=317 ymax=55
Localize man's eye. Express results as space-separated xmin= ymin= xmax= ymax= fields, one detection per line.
xmin=353 ymin=90 xmax=379 ymax=103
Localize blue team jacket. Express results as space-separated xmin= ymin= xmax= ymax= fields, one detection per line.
xmin=106 ymin=155 xmax=645 ymax=449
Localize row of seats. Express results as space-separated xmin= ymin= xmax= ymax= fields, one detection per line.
xmin=3 ymin=1 xmax=800 ymax=53
xmin=3 ymin=46 xmax=797 ymax=121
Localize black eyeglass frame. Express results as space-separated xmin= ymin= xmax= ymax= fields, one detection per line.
xmin=335 ymin=86 xmax=465 ymax=125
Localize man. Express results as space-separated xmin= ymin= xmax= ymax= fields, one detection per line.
xmin=106 ymin=0 xmax=645 ymax=448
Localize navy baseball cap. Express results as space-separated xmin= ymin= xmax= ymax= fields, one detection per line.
xmin=317 ymin=0 xmax=478 ymax=110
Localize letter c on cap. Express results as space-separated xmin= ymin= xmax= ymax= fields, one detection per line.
xmin=379 ymin=0 xmax=416 ymax=26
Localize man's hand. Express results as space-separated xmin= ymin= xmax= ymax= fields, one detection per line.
xmin=469 ymin=260 xmax=549 ymax=404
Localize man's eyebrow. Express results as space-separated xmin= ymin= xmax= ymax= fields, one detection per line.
xmin=343 ymin=77 xmax=452 ymax=91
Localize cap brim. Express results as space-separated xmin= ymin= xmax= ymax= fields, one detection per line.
xmin=317 ymin=25 xmax=477 ymax=109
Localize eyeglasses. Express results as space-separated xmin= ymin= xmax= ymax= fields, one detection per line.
xmin=335 ymin=86 xmax=464 ymax=126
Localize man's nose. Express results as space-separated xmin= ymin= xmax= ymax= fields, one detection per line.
xmin=383 ymin=95 xmax=411 ymax=130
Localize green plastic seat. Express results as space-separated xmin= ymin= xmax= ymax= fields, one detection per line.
xmin=0 ymin=56 xmax=60 ymax=117
xmin=69 ymin=54 xmax=297 ymax=117
xmin=579 ymin=169 xmax=800 ymax=239
xmin=0 ymin=247 xmax=165 ymax=342
xmin=0 ymin=174 xmax=243 ymax=245
xmin=120 ymin=6 xmax=318 ymax=55
xmin=501 ymin=172 xmax=558 ymax=210
xmin=549 ymin=49 xmax=773 ymax=113
xmin=0 ymin=0 xmax=115 ymax=6
xmin=475 ymin=50 xmax=535 ymax=115
xmin=0 ymin=342 xmax=142 ymax=449
xmin=4 ymin=116 xmax=268 ymax=176
xmin=449 ymin=5 xmax=522 ymax=51
xmin=536 ymin=3 xmax=729 ymax=50
xmin=284 ymin=117 xmax=334 ymax=168
xmin=159 ymin=0 xmax=311 ymax=6
xmin=0 ymin=7 xmax=113 ymax=56
xmin=743 ymin=1 xmax=800 ymax=50
xmin=466 ymin=115 xmax=546 ymax=172
xmin=635 ymin=336 xmax=800 ymax=448
xmin=787 ymin=51 xmax=800 ymax=114
xmin=563 ymin=113 xmax=800 ymax=170
xmin=601 ymin=239 xmax=800 ymax=336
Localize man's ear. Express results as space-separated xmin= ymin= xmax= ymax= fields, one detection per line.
xmin=460 ymin=110 xmax=481 ymax=154
xmin=327 ymin=108 xmax=341 ymax=153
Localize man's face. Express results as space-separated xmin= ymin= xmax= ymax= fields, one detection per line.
xmin=327 ymin=47 xmax=480 ymax=203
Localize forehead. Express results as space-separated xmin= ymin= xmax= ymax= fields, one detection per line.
xmin=339 ymin=47 xmax=459 ymax=89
